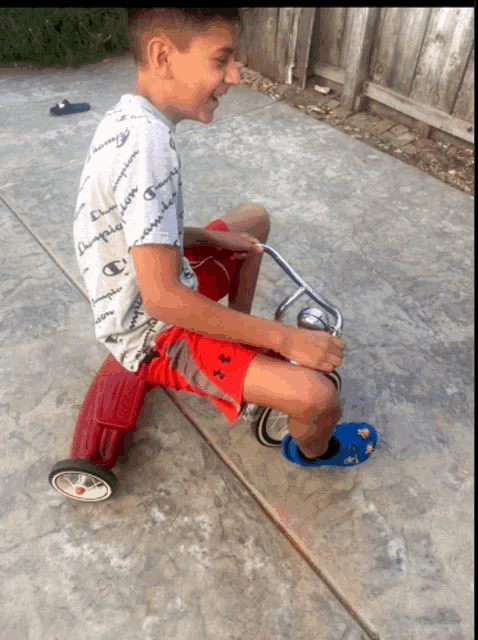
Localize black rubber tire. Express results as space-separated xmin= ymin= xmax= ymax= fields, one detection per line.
xmin=326 ymin=371 xmax=342 ymax=395
xmin=252 ymin=407 xmax=288 ymax=447
xmin=49 ymin=459 xmax=118 ymax=502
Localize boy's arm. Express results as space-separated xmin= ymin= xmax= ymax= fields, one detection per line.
xmin=183 ymin=227 xmax=217 ymax=249
xmin=131 ymin=244 xmax=289 ymax=353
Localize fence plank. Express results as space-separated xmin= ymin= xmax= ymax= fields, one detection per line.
xmin=276 ymin=7 xmax=300 ymax=84
xmin=370 ymin=8 xmax=399 ymax=87
xmin=452 ymin=45 xmax=474 ymax=124
xmin=339 ymin=9 xmax=353 ymax=70
xmin=238 ymin=8 xmax=257 ymax=66
xmin=294 ymin=7 xmax=316 ymax=89
xmin=317 ymin=7 xmax=347 ymax=67
xmin=371 ymin=8 xmax=431 ymax=95
xmin=364 ymin=81 xmax=474 ymax=143
xmin=410 ymin=7 xmax=475 ymax=113
xmin=275 ymin=7 xmax=293 ymax=82
xmin=243 ymin=7 xmax=280 ymax=81
xmin=239 ymin=7 xmax=254 ymax=67
xmin=341 ymin=7 xmax=380 ymax=111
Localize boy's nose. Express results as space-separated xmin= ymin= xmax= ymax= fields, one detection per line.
xmin=226 ymin=61 xmax=242 ymax=86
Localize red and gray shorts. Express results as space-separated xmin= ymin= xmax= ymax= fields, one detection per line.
xmin=136 ymin=218 xmax=285 ymax=423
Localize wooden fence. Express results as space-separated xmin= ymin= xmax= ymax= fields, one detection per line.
xmin=239 ymin=7 xmax=474 ymax=144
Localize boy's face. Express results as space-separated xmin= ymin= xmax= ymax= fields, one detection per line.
xmin=138 ymin=21 xmax=241 ymax=125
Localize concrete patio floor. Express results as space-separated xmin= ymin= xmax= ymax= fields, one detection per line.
xmin=0 ymin=53 xmax=474 ymax=640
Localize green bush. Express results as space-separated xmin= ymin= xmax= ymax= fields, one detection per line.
xmin=0 ymin=8 xmax=129 ymax=68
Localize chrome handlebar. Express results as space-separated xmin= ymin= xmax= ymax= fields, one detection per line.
xmin=257 ymin=244 xmax=343 ymax=338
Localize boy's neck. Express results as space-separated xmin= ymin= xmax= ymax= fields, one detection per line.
xmin=135 ymin=87 xmax=177 ymax=127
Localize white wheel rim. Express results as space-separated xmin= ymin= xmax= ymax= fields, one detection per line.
xmin=266 ymin=410 xmax=289 ymax=442
xmin=52 ymin=471 xmax=112 ymax=502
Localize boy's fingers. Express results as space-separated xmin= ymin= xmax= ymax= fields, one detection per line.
xmin=333 ymin=338 xmax=346 ymax=351
xmin=330 ymin=342 xmax=345 ymax=358
xmin=240 ymin=234 xmax=263 ymax=252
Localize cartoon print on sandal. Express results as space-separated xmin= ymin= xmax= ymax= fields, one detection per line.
xmin=357 ymin=427 xmax=371 ymax=440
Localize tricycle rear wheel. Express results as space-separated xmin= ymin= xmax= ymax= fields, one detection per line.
xmin=49 ymin=459 xmax=118 ymax=502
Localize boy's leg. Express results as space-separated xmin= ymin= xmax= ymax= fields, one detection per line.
xmin=215 ymin=202 xmax=270 ymax=315
xmin=243 ymin=353 xmax=341 ymax=458
xmin=286 ymin=399 xmax=342 ymax=458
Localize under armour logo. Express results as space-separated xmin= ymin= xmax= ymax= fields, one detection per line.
xmin=218 ymin=354 xmax=231 ymax=364
xmin=213 ymin=370 xmax=225 ymax=380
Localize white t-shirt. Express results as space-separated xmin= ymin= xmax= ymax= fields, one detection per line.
xmin=73 ymin=94 xmax=199 ymax=372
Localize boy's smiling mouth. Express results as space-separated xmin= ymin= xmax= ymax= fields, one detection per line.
xmin=207 ymin=89 xmax=227 ymax=109
xmin=207 ymin=94 xmax=219 ymax=108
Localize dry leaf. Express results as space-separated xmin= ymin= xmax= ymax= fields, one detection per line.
xmin=314 ymin=85 xmax=332 ymax=95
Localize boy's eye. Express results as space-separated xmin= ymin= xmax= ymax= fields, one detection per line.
xmin=217 ymin=57 xmax=230 ymax=67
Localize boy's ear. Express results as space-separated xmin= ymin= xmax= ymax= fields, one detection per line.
xmin=145 ymin=30 xmax=177 ymax=70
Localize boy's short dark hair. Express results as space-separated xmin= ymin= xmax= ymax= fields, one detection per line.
xmin=128 ymin=8 xmax=242 ymax=69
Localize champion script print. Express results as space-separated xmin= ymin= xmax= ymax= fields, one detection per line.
xmin=72 ymin=94 xmax=198 ymax=373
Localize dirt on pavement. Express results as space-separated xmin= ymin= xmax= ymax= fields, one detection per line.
xmin=239 ymin=63 xmax=474 ymax=197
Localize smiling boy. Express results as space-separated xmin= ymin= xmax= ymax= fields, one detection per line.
xmin=134 ymin=10 xmax=238 ymax=126
xmin=73 ymin=8 xmax=377 ymax=469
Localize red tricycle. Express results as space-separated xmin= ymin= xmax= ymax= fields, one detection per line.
xmin=48 ymin=244 xmax=343 ymax=502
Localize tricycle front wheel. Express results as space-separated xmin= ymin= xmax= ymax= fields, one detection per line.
xmin=252 ymin=407 xmax=289 ymax=447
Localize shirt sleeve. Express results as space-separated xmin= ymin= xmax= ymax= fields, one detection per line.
xmin=114 ymin=121 xmax=181 ymax=250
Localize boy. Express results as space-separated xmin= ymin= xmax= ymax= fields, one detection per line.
xmin=73 ymin=8 xmax=377 ymax=468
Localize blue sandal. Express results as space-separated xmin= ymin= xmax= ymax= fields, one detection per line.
xmin=50 ymin=99 xmax=90 ymax=116
xmin=281 ymin=422 xmax=378 ymax=468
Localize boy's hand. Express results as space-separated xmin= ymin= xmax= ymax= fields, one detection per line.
xmin=206 ymin=230 xmax=263 ymax=259
xmin=280 ymin=328 xmax=345 ymax=374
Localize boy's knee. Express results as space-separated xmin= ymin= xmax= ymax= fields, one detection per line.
xmin=256 ymin=206 xmax=270 ymax=240
xmin=258 ymin=206 xmax=270 ymax=233
xmin=303 ymin=373 xmax=340 ymax=416
xmin=258 ymin=206 xmax=270 ymax=225
xmin=242 ymin=202 xmax=270 ymax=229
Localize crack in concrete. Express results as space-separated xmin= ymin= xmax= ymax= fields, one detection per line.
xmin=0 ymin=194 xmax=88 ymax=303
